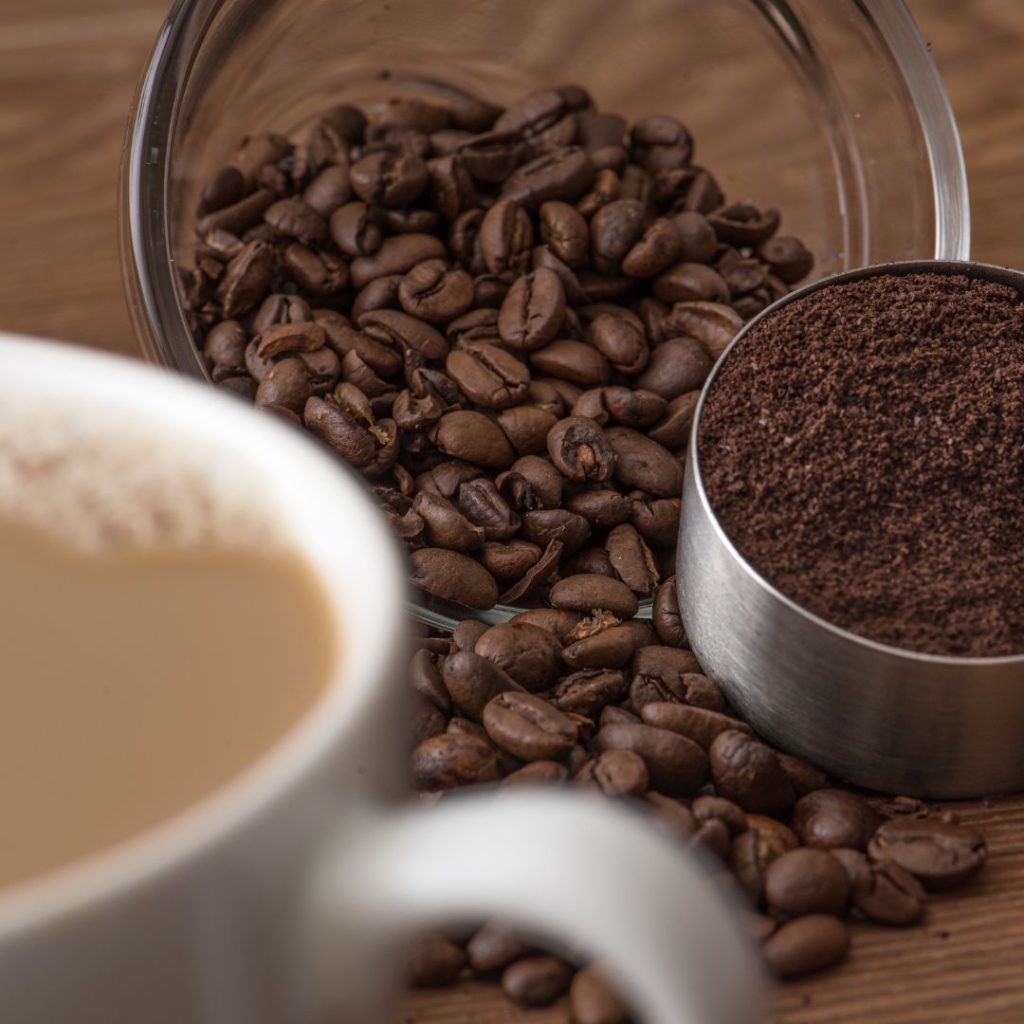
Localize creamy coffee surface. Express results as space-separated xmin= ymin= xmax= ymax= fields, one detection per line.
xmin=0 ymin=403 xmax=337 ymax=889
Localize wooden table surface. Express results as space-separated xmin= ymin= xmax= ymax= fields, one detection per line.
xmin=1 ymin=1 xmax=1021 ymax=1020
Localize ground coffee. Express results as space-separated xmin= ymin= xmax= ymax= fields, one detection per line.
xmin=699 ymin=271 xmax=1024 ymax=657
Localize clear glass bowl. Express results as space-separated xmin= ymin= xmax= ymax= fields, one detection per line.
xmin=121 ymin=0 xmax=970 ymax=629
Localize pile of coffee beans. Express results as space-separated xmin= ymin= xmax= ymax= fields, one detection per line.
xmin=699 ymin=271 xmax=1024 ymax=657
xmin=184 ymin=84 xmax=814 ymax=611
xmin=405 ymin=576 xmax=988 ymax=1014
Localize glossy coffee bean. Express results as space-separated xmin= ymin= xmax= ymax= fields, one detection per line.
xmin=764 ymin=848 xmax=851 ymax=918
xmin=709 ymin=730 xmax=795 ymax=818
xmin=763 ymin=915 xmax=849 ymax=979
xmin=867 ymin=818 xmax=987 ymax=890
xmin=483 ymin=691 xmax=579 ymax=761
xmin=792 ymin=790 xmax=881 ymax=851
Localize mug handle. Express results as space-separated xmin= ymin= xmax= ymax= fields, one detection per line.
xmin=303 ymin=790 xmax=763 ymax=1023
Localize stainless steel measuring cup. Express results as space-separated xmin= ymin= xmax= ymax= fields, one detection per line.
xmin=677 ymin=260 xmax=1024 ymax=798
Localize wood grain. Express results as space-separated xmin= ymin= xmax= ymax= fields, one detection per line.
xmin=0 ymin=1 xmax=1021 ymax=1021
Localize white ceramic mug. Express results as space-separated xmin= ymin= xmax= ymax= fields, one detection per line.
xmin=0 ymin=335 xmax=761 ymax=1024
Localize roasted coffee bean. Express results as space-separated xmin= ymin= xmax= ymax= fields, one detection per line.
xmin=764 ymin=848 xmax=851 ymax=919
xmin=203 ymin=320 xmax=247 ymax=370
xmin=255 ymin=321 xmax=326 ymax=360
xmin=264 ymin=197 xmax=328 ymax=246
xmin=496 ymin=405 xmax=559 ymax=456
xmin=350 ymin=233 xmax=446 ymax=289
xmin=441 ymin=650 xmax=525 ymax=720
xmin=349 ymin=151 xmax=428 ymax=207
xmin=666 ymin=211 xmax=716 ymax=262
xmin=635 ymin=337 xmax=712 ymax=400
xmin=591 ymin=199 xmax=646 ymax=274
xmin=606 ymin=523 xmax=659 ymax=594
xmin=477 ymin=540 xmax=540 ymax=589
xmin=409 ymin=547 xmax=499 ymax=609
xmin=483 ymin=690 xmax=578 ymax=761
xmin=631 ymin=495 xmax=682 ymax=547
xmin=596 ymin=722 xmax=707 ymax=796
xmin=329 ymin=202 xmax=385 ymax=257
xmin=503 ymin=147 xmax=596 ymax=207
xmin=647 ymin=392 xmax=699 ymax=451
xmin=458 ymin=478 xmax=521 ymax=540
xmin=216 ymin=240 xmax=275 ymax=318
xmin=622 ymin=217 xmax=682 ymax=278
xmin=777 ymin=753 xmax=829 ymax=798
xmin=757 ymin=235 xmax=814 ymax=284
xmin=502 ymin=760 xmax=569 ymax=786
xmin=640 ymin=703 xmax=750 ymax=751
xmin=576 ymin=168 xmax=622 ymax=219
xmin=792 ymin=790 xmax=881 ymax=852
xmin=707 ymin=201 xmax=779 ymax=245
xmin=302 ymin=163 xmax=352 ymax=216
xmin=254 ymin=358 xmax=312 ymax=412
xmin=693 ymin=795 xmax=748 ymax=836
xmin=479 ymin=197 xmax=534 ymax=276
xmin=452 ymin=618 xmax=489 ymax=653
xmin=411 ymin=692 xmax=449 ymax=747
xmin=539 ymin=200 xmax=589 ymax=267
xmin=412 ymin=491 xmax=484 ymax=552
xmin=600 ymin=386 xmax=666 ymax=428
xmin=510 ymin=607 xmax=582 ymax=641
xmin=398 ymin=259 xmax=474 ymax=323
xmin=652 ymin=576 xmax=687 ymax=646
xmin=605 ymin=428 xmax=683 ymax=497
xmin=631 ymin=114 xmax=693 ymax=173
xmin=406 ymin=933 xmax=467 ymax=987
xmin=664 ymin=300 xmax=743 ymax=359
xmin=494 ymin=471 xmax=538 ymax=514
xmin=763 ymin=916 xmax=849 ymax=979
xmin=588 ymin=314 xmax=649 ymax=375
xmin=562 ymin=545 xmax=615 ymax=578
xmin=562 ymin=625 xmax=636 ymax=670
xmin=445 ymin=342 xmax=529 ymax=409
xmin=550 ymin=668 xmax=627 ymax=716
xmin=197 ymin=188 xmax=277 ymax=237
xmin=467 ymin=922 xmax=534 ymax=974
xmin=474 ymin=622 xmax=564 ymax=691
xmin=653 ymin=263 xmax=729 ymax=305
xmin=600 ymin=705 xmax=640 ymax=728
xmin=198 ymin=165 xmax=245 ymax=215
xmin=499 ymin=538 xmax=565 ymax=603
xmin=747 ymin=913 xmax=778 ymax=944
xmin=550 ymin=574 xmax=638 ymax=618
xmin=547 ymin=416 xmax=616 ymax=482
xmin=867 ymin=818 xmax=987 ymax=890
xmin=576 ymin=748 xmax=649 ymax=797
xmin=498 ymin=268 xmax=566 ymax=351
xmin=570 ymin=966 xmax=630 ymax=1024
xmin=531 ymin=339 xmax=611 ymax=387
xmin=508 ymin=455 xmax=564 ymax=509
xmin=631 ymin=644 xmax=701 ymax=685
xmin=502 ymin=955 xmax=574 ymax=1008
xmin=409 ymin=647 xmax=452 ymax=713
xmin=521 ymin=509 xmax=591 ymax=553
xmin=411 ymin=732 xmax=501 ymax=790
xmin=729 ymin=818 xmax=798 ymax=906
xmin=710 ymin=731 xmax=795 ymax=818
xmin=841 ymin=851 xmax=928 ymax=926
xmin=565 ymin=490 xmax=633 ymax=529
xmin=360 ymin=307 xmax=449 ymax=361
xmin=431 ymin=410 xmax=515 ymax=469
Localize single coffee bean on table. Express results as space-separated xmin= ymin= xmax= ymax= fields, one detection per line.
xmin=699 ymin=272 xmax=1024 ymax=656
xmin=185 ymin=83 xmax=813 ymax=612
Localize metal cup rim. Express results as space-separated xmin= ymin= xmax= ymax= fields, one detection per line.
xmin=686 ymin=257 xmax=1024 ymax=669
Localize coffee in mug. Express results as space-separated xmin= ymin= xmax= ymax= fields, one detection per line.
xmin=0 ymin=399 xmax=338 ymax=889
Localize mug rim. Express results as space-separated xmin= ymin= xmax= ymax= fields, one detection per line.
xmin=688 ymin=258 xmax=1024 ymax=669
xmin=0 ymin=333 xmax=407 ymax=935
